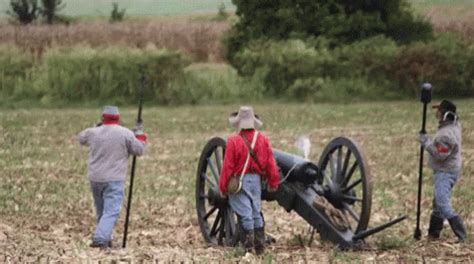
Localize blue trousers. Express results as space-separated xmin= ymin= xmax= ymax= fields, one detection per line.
xmin=229 ymin=174 xmax=263 ymax=231
xmin=90 ymin=181 xmax=125 ymax=244
xmin=432 ymin=171 xmax=459 ymax=220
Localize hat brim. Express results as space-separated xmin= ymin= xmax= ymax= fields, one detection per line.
xmin=432 ymin=104 xmax=441 ymax=109
xmin=229 ymin=115 xmax=263 ymax=129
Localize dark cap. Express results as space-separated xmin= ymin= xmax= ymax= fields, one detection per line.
xmin=432 ymin=100 xmax=456 ymax=113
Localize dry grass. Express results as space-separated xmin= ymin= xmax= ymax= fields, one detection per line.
xmin=1 ymin=5 xmax=474 ymax=66
xmin=0 ymin=19 xmax=230 ymax=62
xmin=424 ymin=5 xmax=474 ymax=42
xmin=1 ymin=101 xmax=473 ymax=262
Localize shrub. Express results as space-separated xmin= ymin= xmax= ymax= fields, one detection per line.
xmin=37 ymin=47 xmax=191 ymax=104
xmin=173 ymin=63 xmax=265 ymax=104
xmin=110 ymin=3 xmax=126 ymax=23
xmin=0 ymin=46 xmax=35 ymax=99
xmin=231 ymin=35 xmax=474 ymax=101
xmin=226 ymin=0 xmax=433 ymax=63
xmin=389 ymin=34 xmax=474 ymax=97
xmin=334 ymin=36 xmax=398 ymax=79
xmin=7 ymin=0 xmax=39 ymax=24
xmin=234 ymin=39 xmax=335 ymax=95
xmin=0 ymin=46 xmax=191 ymax=105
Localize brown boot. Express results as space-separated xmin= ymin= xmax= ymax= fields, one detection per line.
xmin=254 ymin=226 xmax=266 ymax=255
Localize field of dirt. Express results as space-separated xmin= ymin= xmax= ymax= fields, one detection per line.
xmin=1 ymin=102 xmax=473 ymax=262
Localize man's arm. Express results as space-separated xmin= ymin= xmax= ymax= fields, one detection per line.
xmin=264 ymin=138 xmax=280 ymax=191
xmin=425 ymin=135 xmax=456 ymax=161
xmin=126 ymin=131 xmax=147 ymax=156
xmin=219 ymin=139 xmax=236 ymax=195
xmin=78 ymin=128 xmax=92 ymax=146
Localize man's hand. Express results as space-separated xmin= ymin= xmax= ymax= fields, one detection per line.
xmin=133 ymin=122 xmax=147 ymax=142
xmin=219 ymin=191 xmax=227 ymax=198
xmin=133 ymin=122 xmax=144 ymax=133
xmin=418 ymin=132 xmax=430 ymax=147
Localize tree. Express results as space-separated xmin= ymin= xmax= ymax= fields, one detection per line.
xmin=7 ymin=0 xmax=39 ymax=24
xmin=40 ymin=0 xmax=65 ymax=24
xmin=110 ymin=2 xmax=126 ymax=23
xmin=226 ymin=0 xmax=433 ymax=62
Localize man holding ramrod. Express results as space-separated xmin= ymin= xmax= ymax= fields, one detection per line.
xmin=418 ymin=100 xmax=466 ymax=242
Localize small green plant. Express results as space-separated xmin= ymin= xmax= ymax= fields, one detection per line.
xmin=224 ymin=246 xmax=246 ymax=258
xmin=329 ymin=249 xmax=358 ymax=263
xmin=110 ymin=2 xmax=126 ymax=23
xmin=377 ymin=235 xmax=409 ymax=250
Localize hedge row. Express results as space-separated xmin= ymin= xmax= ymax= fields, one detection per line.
xmin=1 ymin=34 xmax=473 ymax=107
xmin=233 ymin=34 xmax=474 ymax=101
xmin=0 ymin=47 xmax=191 ymax=105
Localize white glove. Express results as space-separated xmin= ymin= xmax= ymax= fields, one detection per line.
xmin=418 ymin=132 xmax=430 ymax=147
xmin=133 ymin=123 xmax=147 ymax=142
xmin=133 ymin=122 xmax=144 ymax=134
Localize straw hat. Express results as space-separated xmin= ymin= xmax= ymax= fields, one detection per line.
xmin=228 ymin=106 xmax=262 ymax=130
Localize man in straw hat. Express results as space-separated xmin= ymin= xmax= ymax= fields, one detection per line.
xmin=219 ymin=106 xmax=280 ymax=254
xmin=418 ymin=100 xmax=466 ymax=242
xmin=78 ymin=106 xmax=148 ymax=249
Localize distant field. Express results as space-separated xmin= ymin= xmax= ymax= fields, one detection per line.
xmin=0 ymin=0 xmax=235 ymax=17
xmin=0 ymin=0 xmax=472 ymax=18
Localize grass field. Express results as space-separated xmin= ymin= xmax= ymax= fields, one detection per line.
xmin=1 ymin=101 xmax=473 ymax=261
xmin=0 ymin=0 xmax=471 ymax=17
xmin=0 ymin=0 xmax=234 ymax=17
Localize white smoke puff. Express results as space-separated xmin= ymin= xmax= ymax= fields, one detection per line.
xmin=296 ymin=135 xmax=311 ymax=160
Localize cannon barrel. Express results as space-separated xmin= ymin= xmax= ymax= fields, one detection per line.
xmin=195 ymin=136 xmax=406 ymax=248
xmin=273 ymin=149 xmax=320 ymax=185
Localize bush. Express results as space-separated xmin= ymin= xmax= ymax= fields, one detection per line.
xmin=7 ymin=0 xmax=39 ymax=24
xmin=389 ymin=34 xmax=474 ymax=97
xmin=0 ymin=46 xmax=35 ymax=99
xmin=0 ymin=46 xmax=191 ymax=105
xmin=232 ymin=35 xmax=474 ymax=101
xmin=173 ymin=63 xmax=265 ymax=104
xmin=110 ymin=2 xmax=126 ymax=23
xmin=334 ymin=36 xmax=398 ymax=79
xmin=1 ymin=34 xmax=473 ymax=106
xmin=226 ymin=0 xmax=433 ymax=63
xmin=234 ymin=39 xmax=335 ymax=95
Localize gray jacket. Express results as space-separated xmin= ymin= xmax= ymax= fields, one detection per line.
xmin=79 ymin=124 xmax=146 ymax=182
xmin=425 ymin=121 xmax=462 ymax=173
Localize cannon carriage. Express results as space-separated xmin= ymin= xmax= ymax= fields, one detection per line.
xmin=195 ymin=136 xmax=405 ymax=249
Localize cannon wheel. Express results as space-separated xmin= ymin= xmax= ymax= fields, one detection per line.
xmin=196 ymin=137 xmax=239 ymax=246
xmin=318 ymin=137 xmax=372 ymax=234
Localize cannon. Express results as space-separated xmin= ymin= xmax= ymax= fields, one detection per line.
xmin=195 ymin=136 xmax=406 ymax=249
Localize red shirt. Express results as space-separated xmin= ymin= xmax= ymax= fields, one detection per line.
xmin=219 ymin=129 xmax=280 ymax=194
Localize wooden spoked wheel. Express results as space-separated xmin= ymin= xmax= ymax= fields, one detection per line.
xmin=318 ymin=137 xmax=372 ymax=234
xmin=195 ymin=137 xmax=239 ymax=246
